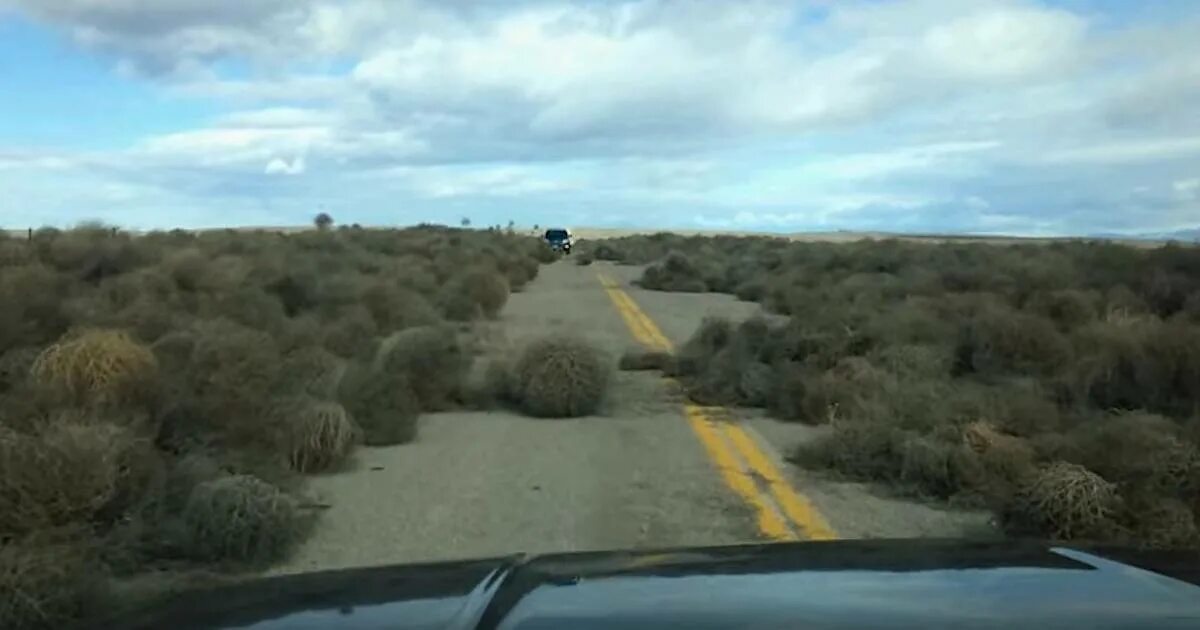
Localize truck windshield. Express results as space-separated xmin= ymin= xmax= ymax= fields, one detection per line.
xmin=545 ymin=230 xmax=568 ymax=240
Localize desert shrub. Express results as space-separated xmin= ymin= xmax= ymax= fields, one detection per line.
xmin=792 ymin=419 xmax=908 ymax=483
xmin=592 ymin=243 xmax=623 ymax=261
xmin=0 ymin=346 xmax=39 ymax=392
xmin=0 ymin=420 xmax=155 ymax=537
xmin=322 ymin=305 xmax=379 ymax=359
xmin=955 ymin=306 xmax=1072 ymax=377
xmin=1002 ymin=461 xmax=1121 ymax=540
xmin=1025 ymin=289 xmax=1100 ymax=329
xmin=30 ymin=329 xmax=158 ymax=409
xmin=1065 ymin=319 xmax=1200 ymax=415
xmin=956 ymin=421 xmax=1038 ymax=503
xmin=43 ymin=224 xmax=142 ymax=283
xmin=438 ymin=286 xmax=483 ymax=321
xmin=185 ymin=321 xmax=282 ymax=441
xmin=460 ymin=356 xmax=514 ymax=410
xmin=378 ymin=325 xmax=470 ymax=411
xmin=278 ymin=346 xmax=342 ymax=399
xmin=1127 ymin=497 xmax=1200 ymax=548
xmin=180 ymin=474 xmax=301 ymax=565
xmin=618 ymin=349 xmax=672 ymax=371
xmin=897 ymin=435 xmax=967 ymax=499
xmin=501 ymin=255 xmax=540 ymax=291
xmin=575 ymin=251 xmax=595 ymax=266
xmin=0 ymin=537 xmax=104 ymax=630
xmin=361 ymin=283 xmax=439 ymax=332
xmin=0 ymin=264 xmax=72 ymax=352
xmin=773 ymin=358 xmax=892 ymax=424
xmin=278 ymin=398 xmax=357 ymax=473
xmin=869 ymin=344 xmax=953 ymax=379
xmin=510 ymin=335 xmax=611 ymax=417
xmin=638 ymin=251 xmax=708 ymax=292
xmin=452 ymin=267 xmax=510 ymax=319
xmin=1061 ymin=413 xmax=1198 ymax=497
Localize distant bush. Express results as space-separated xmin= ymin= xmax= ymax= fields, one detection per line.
xmin=637 ymin=251 xmax=708 ymax=292
xmin=954 ymin=306 xmax=1072 ymax=377
xmin=181 ymin=474 xmax=302 ymax=565
xmin=509 ymin=335 xmax=611 ymax=417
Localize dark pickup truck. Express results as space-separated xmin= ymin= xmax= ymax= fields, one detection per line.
xmin=543 ymin=228 xmax=573 ymax=254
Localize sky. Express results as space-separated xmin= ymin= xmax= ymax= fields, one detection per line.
xmin=0 ymin=0 xmax=1197 ymax=235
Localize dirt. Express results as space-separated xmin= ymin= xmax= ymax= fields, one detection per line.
xmin=274 ymin=259 xmax=992 ymax=575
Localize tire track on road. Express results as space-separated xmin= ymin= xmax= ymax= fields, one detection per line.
xmin=598 ymin=272 xmax=837 ymax=542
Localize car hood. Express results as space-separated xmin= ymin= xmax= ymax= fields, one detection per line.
xmin=91 ymin=539 xmax=1200 ymax=630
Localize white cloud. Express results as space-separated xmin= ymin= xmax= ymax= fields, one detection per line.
xmin=3 ymin=0 xmax=1200 ymax=234
xmin=1175 ymin=178 xmax=1200 ymax=199
xmin=919 ymin=6 xmax=1084 ymax=81
xmin=801 ymin=141 xmax=1000 ymax=180
xmin=1039 ymin=137 xmax=1200 ymax=165
xmin=265 ymin=156 xmax=306 ymax=175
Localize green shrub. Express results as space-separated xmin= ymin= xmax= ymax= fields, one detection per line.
xmin=279 ymin=345 xmax=342 ymax=399
xmin=955 ymin=306 xmax=1073 ymax=377
xmin=181 ymin=474 xmax=301 ymax=565
xmin=510 ymin=335 xmax=611 ymax=417
xmin=0 ymin=537 xmax=104 ymax=630
xmin=1061 ymin=412 xmax=1197 ymax=497
xmin=336 ymin=363 xmax=421 ymax=446
xmin=792 ymin=419 xmax=908 ymax=483
xmin=278 ymin=398 xmax=357 ymax=473
xmin=638 ymin=251 xmax=708 ymax=292
xmin=1025 ymin=289 xmax=1100 ymax=329
xmin=0 ymin=264 xmax=72 ymax=353
xmin=361 ymin=283 xmax=439 ymax=332
xmin=185 ymin=320 xmax=283 ymax=442
xmin=455 ymin=267 xmax=510 ymax=319
xmin=592 ymin=243 xmax=623 ymax=261
xmin=378 ymin=325 xmax=470 ymax=411
xmin=0 ymin=346 xmax=39 ymax=393
xmin=0 ymin=420 xmax=155 ymax=537
xmin=438 ymin=286 xmax=483 ymax=321
xmin=322 ymin=305 xmax=379 ymax=359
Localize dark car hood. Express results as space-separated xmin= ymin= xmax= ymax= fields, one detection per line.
xmin=91 ymin=539 xmax=1200 ymax=630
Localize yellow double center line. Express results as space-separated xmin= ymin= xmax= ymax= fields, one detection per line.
xmin=598 ymin=272 xmax=837 ymax=542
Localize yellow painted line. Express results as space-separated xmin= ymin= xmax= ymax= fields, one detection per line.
xmin=684 ymin=406 xmax=794 ymax=541
xmin=597 ymin=271 xmax=839 ymax=541
xmin=720 ymin=422 xmax=838 ymax=540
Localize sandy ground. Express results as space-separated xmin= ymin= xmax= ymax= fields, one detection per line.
xmin=274 ymin=260 xmax=991 ymax=575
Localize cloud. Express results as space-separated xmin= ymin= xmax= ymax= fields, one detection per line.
xmin=264 ymin=156 xmax=305 ymax=175
xmin=1 ymin=0 xmax=1199 ymax=234
xmin=1038 ymin=137 xmax=1200 ymax=165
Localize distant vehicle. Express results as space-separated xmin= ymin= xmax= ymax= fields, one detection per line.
xmin=543 ymin=228 xmax=573 ymax=254
xmin=91 ymin=539 xmax=1200 ymax=629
